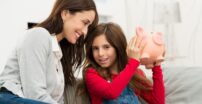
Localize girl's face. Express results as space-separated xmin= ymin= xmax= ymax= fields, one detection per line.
xmin=92 ymin=34 xmax=117 ymax=70
xmin=60 ymin=10 xmax=95 ymax=44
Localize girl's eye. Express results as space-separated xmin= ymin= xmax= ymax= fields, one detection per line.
xmin=92 ymin=47 xmax=98 ymax=51
xmin=104 ymin=45 xmax=110 ymax=49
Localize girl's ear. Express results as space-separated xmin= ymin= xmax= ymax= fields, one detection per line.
xmin=61 ymin=10 xmax=70 ymax=22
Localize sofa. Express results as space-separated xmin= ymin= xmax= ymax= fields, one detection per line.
xmin=163 ymin=66 xmax=202 ymax=104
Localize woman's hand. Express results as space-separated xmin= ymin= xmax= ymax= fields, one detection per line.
xmin=126 ymin=36 xmax=144 ymax=61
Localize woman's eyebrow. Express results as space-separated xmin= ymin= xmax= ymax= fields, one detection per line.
xmin=86 ymin=19 xmax=92 ymax=25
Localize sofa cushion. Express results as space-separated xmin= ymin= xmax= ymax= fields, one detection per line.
xmin=163 ymin=66 xmax=202 ymax=104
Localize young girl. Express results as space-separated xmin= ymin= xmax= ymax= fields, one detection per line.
xmin=81 ymin=22 xmax=165 ymax=104
xmin=0 ymin=0 xmax=98 ymax=104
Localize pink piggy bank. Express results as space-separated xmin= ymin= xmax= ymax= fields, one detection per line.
xmin=136 ymin=27 xmax=165 ymax=69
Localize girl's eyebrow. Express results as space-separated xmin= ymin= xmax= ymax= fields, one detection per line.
xmin=92 ymin=45 xmax=97 ymax=47
xmin=92 ymin=43 xmax=110 ymax=47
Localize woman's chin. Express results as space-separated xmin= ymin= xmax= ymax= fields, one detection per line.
xmin=69 ymin=39 xmax=77 ymax=44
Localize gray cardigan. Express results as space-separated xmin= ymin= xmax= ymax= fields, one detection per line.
xmin=0 ymin=27 xmax=64 ymax=104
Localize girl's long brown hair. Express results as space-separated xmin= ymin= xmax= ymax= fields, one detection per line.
xmin=77 ymin=23 xmax=152 ymax=101
xmin=36 ymin=0 xmax=98 ymax=86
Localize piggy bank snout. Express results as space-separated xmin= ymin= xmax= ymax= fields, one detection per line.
xmin=152 ymin=32 xmax=164 ymax=45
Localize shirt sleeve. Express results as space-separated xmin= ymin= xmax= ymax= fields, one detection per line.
xmin=85 ymin=58 xmax=140 ymax=99
xmin=17 ymin=28 xmax=58 ymax=104
xmin=138 ymin=66 xmax=165 ymax=104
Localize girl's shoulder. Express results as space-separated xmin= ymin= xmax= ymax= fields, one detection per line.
xmin=86 ymin=67 xmax=97 ymax=73
xmin=85 ymin=67 xmax=103 ymax=77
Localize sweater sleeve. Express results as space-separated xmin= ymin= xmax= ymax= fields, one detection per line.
xmin=17 ymin=27 xmax=58 ymax=104
xmin=139 ymin=66 xmax=165 ymax=104
xmin=85 ymin=58 xmax=140 ymax=99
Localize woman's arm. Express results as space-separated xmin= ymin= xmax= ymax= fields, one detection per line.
xmin=85 ymin=58 xmax=140 ymax=99
xmin=18 ymin=28 xmax=58 ymax=104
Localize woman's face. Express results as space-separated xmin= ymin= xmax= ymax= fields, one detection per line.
xmin=92 ymin=34 xmax=117 ymax=70
xmin=61 ymin=10 xmax=95 ymax=44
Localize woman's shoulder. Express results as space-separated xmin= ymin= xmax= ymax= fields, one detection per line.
xmin=26 ymin=27 xmax=51 ymax=39
xmin=17 ymin=27 xmax=52 ymax=51
xmin=20 ymin=27 xmax=52 ymax=46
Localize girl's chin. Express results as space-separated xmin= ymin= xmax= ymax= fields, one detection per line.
xmin=99 ymin=64 xmax=109 ymax=68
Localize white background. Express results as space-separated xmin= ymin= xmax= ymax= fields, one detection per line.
xmin=1 ymin=0 xmax=202 ymax=76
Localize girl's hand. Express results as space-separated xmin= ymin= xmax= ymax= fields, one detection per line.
xmin=154 ymin=51 xmax=165 ymax=66
xmin=126 ymin=36 xmax=144 ymax=61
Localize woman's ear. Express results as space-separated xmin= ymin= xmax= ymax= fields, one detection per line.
xmin=61 ymin=10 xmax=70 ymax=22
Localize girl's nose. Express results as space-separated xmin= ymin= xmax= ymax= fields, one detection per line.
xmin=98 ymin=48 xmax=104 ymax=56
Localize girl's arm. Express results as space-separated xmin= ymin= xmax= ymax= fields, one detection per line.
xmin=85 ymin=58 xmax=140 ymax=99
xmin=138 ymin=66 xmax=165 ymax=104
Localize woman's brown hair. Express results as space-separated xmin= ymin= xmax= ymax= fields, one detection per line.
xmin=37 ymin=0 xmax=99 ymax=86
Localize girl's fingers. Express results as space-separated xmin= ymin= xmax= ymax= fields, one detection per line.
xmin=137 ymin=37 xmax=144 ymax=48
xmin=129 ymin=37 xmax=134 ymax=46
xmin=139 ymin=39 xmax=146 ymax=51
xmin=135 ymin=27 xmax=145 ymax=48
xmin=128 ymin=35 xmax=144 ymax=52
xmin=127 ymin=36 xmax=135 ymax=53
xmin=129 ymin=36 xmax=136 ymax=50
xmin=132 ymin=36 xmax=137 ymax=49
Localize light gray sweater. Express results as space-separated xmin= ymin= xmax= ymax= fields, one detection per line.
xmin=0 ymin=27 xmax=64 ymax=104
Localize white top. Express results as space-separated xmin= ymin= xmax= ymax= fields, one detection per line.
xmin=0 ymin=27 xmax=64 ymax=104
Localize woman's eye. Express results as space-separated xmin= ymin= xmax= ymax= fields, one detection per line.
xmin=83 ymin=22 xmax=87 ymax=25
xmin=82 ymin=21 xmax=89 ymax=26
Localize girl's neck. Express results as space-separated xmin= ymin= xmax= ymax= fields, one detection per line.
xmin=109 ymin=63 xmax=118 ymax=75
xmin=110 ymin=70 xmax=118 ymax=75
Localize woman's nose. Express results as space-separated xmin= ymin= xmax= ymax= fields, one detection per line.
xmin=82 ymin=26 xmax=88 ymax=37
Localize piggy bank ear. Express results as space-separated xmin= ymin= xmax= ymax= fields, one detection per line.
xmin=152 ymin=32 xmax=164 ymax=45
xmin=136 ymin=27 xmax=147 ymax=41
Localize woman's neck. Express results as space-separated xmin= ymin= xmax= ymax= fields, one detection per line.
xmin=56 ymin=33 xmax=64 ymax=42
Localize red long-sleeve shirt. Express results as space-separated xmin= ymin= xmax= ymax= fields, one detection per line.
xmin=85 ymin=58 xmax=165 ymax=104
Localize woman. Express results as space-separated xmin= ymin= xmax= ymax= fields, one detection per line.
xmin=0 ymin=0 xmax=98 ymax=104
xmin=79 ymin=23 xmax=165 ymax=104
